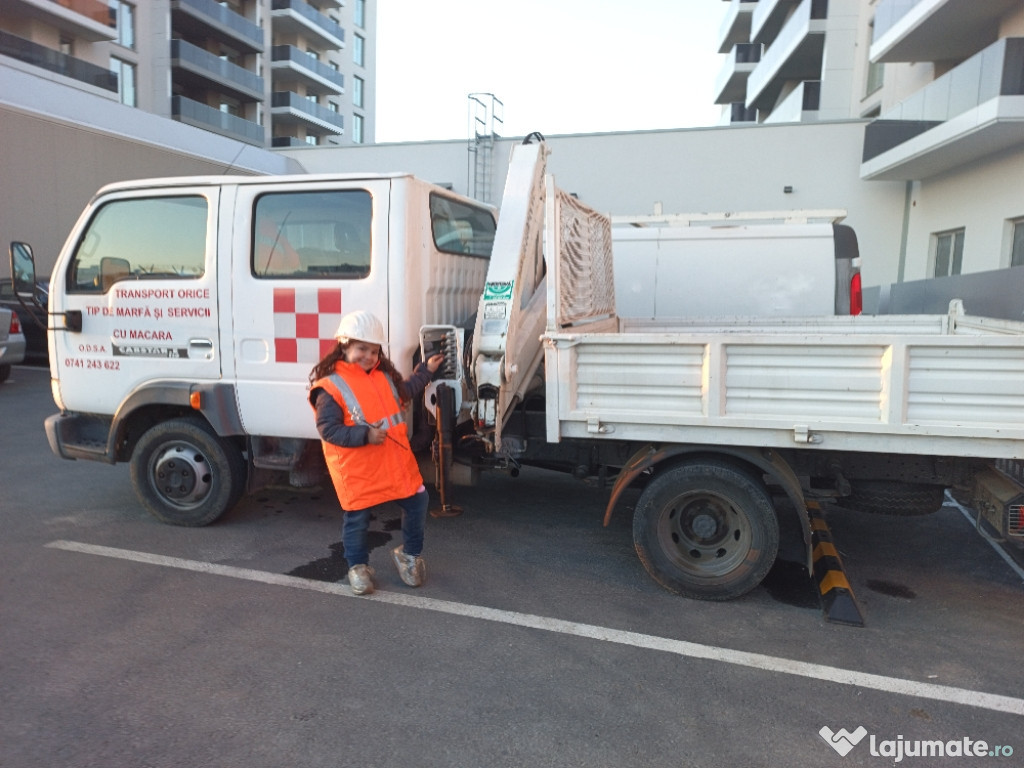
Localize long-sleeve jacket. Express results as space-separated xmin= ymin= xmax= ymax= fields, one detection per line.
xmin=309 ymin=360 xmax=433 ymax=510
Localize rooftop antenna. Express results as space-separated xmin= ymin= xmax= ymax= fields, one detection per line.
xmin=467 ymin=93 xmax=503 ymax=204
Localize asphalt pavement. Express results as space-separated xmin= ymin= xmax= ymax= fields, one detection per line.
xmin=2 ymin=365 xmax=1022 ymax=767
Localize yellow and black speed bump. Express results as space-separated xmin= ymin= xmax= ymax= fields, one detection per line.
xmin=806 ymin=501 xmax=865 ymax=627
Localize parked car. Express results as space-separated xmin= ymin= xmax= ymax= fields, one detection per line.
xmin=0 ymin=278 xmax=47 ymax=363
xmin=0 ymin=307 xmax=26 ymax=383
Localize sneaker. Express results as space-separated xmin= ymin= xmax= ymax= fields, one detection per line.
xmin=347 ymin=564 xmax=375 ymax=595
xmin=391 ymin=546 xmax=426 ymax=587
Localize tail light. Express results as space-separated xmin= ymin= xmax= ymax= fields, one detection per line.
xmin=9 ymin=313 xmax=21 ymax=334
xmin=849 ymin=273 xmax=862 ymax=315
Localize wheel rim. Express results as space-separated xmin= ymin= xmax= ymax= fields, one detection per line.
xmin=148 ymin=440 xmax=213 ymax=509
xmin=656 ymin=491 xmax=754 ymax=579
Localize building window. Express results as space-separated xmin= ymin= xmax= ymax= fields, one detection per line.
xmin=932 ymin=229 xmax=965 ymax=277
xmin=110 ymin=57 xmax=135 ymax=106
xmin=305 ymin=135 xmax=318 ymax=146
xmin=353 ymin=76 xmax=364 ymax=108
xmin=354 ymin=35 xmax=365 ymax=67
xmin=1010 ymin=219 xmax=1024 ymax=267
xmin=109 ymin=1 xmax=135 ymax=49
xmin=354 ymin=0 xmax=366 ymax=28
xmin=864 ymin=17 xmax=883 ymax=96
xmin=352 ymin=114 xmax=364 ymax=144
xmin=865 ymin=60 xmax=884 ymax=96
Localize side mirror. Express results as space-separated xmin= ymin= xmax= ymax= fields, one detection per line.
xmin=10 ymin=242 xmax=36 ymax=298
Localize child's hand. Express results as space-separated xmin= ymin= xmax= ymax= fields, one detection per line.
xmin=366 ymin=426 xmax=386 ymax=445
xmin=426 ymin=353 xmax=446 ymax=373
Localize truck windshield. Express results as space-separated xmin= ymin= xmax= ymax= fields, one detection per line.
xmin=429 ymin=193 xmax=496 ymax=257
xmin=252 ymin=189 xmax=372 ymax=279
xmin=67 ymin=196 xmax=208 ymax=294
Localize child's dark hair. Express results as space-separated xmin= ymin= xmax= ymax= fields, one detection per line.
xmin=309 ymin=342 xmax=411 ymax=403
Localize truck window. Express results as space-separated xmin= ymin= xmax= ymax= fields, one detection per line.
xmin=67 ymin=196 xmax=208 ymax=294
xmin=253 ymin=190 xmax=372 ymax=279
xmin=430 ymin=193 xmax=496 ymax=257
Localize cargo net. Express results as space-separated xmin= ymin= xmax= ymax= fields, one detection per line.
xmin=554 ymin=188 xmax=616 ymax=328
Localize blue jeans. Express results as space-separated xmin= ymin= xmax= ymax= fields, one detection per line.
xmin=342 ymin=490 xmax=428 ymax=566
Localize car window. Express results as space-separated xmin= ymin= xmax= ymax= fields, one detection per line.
xmin=67 ymin=196 xmax=208 ymax=294
xmin=252 ymin=189 xmax=372 ymax=279
xmin=429 ymin=193 xmax=496 ymax=257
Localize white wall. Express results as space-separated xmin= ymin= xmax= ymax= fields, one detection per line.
xmin=903 ymin=145 xmax=1024 ymax=277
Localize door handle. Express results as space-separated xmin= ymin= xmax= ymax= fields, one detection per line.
xmin=189 ymin=338 xmax=214 ymax=360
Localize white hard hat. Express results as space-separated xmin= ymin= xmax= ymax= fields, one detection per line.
xmin=335 ymin=310 xmax=386 ymax=346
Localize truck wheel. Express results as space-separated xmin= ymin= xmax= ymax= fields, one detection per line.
xmin=843 ymin=481 xmax=945 ymax=516
xmin=130 ymin=417 xmax=246 ymax=526
xmin=0 ymin=364 xmax=10 ymax=384
xmin=633 ymin=460 xmax=779 ymax=601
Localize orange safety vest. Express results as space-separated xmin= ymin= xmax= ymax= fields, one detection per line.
xmin=311 ymin=360 xmax=423 ymax=511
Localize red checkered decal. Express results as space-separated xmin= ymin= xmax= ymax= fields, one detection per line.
xmin=273 ymin=287 xmax=342 ymax=363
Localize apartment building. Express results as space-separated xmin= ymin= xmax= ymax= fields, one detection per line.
xmin=715 ymin=0 xmax=1024 ymax=289
xmin=0 ymin=0 xmax=375 ymax=147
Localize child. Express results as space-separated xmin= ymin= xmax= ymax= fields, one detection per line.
xmin=308 ymin=310 xmax=444 ymax=595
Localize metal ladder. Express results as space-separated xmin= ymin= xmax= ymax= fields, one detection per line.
xmin=467 ymin=93 xmax=503 ymax=204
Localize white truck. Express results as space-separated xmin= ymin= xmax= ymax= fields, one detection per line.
xmin=12 ymin=139 xmax=1023 ymax=605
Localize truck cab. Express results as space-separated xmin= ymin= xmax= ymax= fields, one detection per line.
xmin=15 ymin=173 xmax=495 ymax=525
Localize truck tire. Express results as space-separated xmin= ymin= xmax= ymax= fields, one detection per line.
xmin=843 ymin=481 xmax=945 ymax=516
xmin=633 ymin=460 xmax=779 ymax=601
xmin=130 ymin=417 xmax=246 ymax=526
xmin=0 ymin=364 xmax=10 ymax=384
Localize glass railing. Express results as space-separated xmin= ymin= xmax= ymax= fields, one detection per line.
xmin=270 ymin=45 xmax=345 ymax=89
xmin=272 ymin=136 xmax=307 ymax=147
xmin=863 ymin=37 xmax=1024 ymax=161
xmin=271 ymin=91 xmax=344 ymax=130
xmin=0 ymin=30 xmax=117 ymax=92
xmin=173 ymin=0 xmax=264 ymax=50
xmin=271 ymin=0 xmax=345 ymax=45
xmin=48 ymin=0 xmax=115 ymax=27
xmin=171 ymin=39 xmax=264 ymax=96
xmin=172 ymin=95 xmax=264 ymax=145
xmin=871 ymin=0 xmax=925 ymax=44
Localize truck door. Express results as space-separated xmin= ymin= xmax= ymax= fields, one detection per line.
xmin=228 ymin=180 xmax=391 ymax=439
xmin=51 ymin=189 xmax=221 ymax=414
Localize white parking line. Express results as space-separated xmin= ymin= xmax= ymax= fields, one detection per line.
xmin=46 ymin=538 xmax=1024 ymax=716
xmin=945 ymin=492 xmax=1024 ymax=584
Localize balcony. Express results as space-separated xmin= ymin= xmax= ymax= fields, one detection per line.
xmin=763 ymin=80 xmax=820 ymax=123
xmin=271 ymin=0 xmax=345 ymax=50
xmin=718 ymin=0 xmax=758 ymax=53
xmin=870 ymin=0 xmax=1020 ymax=64
xmin=270 ymin=91 xmax=344 ymax=135
xmin=4 ymin=0 xmax=116 ymax=42
xmin=746 ymin=0 xmax=827 ymax=112
xmin=0 ymin=29 xmax=117 ymax=92
xmin=171 ymin=39 xmax=264 ymax=101
xmin=714 ymin=43 xmax=761 ymax=104
xmin=750 ymin=0 xmax=798 ymax=45
xmin=170 ymin=0 xmax=264 ymax=54
xmin=172 ymin=94 xmax=265 ymax=146
xmin=271 ymin=45 xmax=344 ymax=94
xmin=861 ymin=38 xmax=1024 ymax=180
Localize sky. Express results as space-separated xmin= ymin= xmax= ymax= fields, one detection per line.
xmin=374 ymin=1 xmax=730 ymax=143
